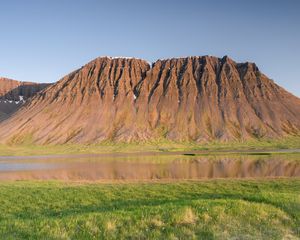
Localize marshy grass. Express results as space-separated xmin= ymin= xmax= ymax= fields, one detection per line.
xmin=0 ymin=136 xmax=299 ymax=156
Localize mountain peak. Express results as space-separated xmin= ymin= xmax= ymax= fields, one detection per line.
xmin=0 ymin=55 xmax=299 ymax=144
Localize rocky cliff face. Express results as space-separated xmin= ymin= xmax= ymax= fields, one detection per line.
xmin=0 ymin=77 xmax=50 ymax=121
xmin=0 ymin=56 xmax=299 ymax=144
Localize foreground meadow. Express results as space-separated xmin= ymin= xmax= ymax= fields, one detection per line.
xmin=0 ymin=179 xmax=299 ymax=239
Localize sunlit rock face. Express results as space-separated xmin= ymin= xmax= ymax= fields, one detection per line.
xmin=0 ymin=56 xmax=299 ymax=144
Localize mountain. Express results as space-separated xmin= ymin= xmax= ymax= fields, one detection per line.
xmin=0 ymin=77 xmax=50 ymax=121
xmin=0 ymin=56 xmax=299 ymax=144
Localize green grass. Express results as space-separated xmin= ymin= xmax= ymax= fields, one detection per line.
xmin=0 ymin=179 xmax=299 ymax=239
xmin=0 ymin=136 xmax=300 ymax=156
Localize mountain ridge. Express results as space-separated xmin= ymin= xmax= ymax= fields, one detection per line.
xmin=0 ymin=77 xmax=50 ymax=121
xmin=0 ymin=55 xmax=299 ymax=144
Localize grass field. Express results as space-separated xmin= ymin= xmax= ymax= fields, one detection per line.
xmin=0 ymin=179 xmax=299 ymax=239
xmin=0 ymin=136 xmax=300 ymax=156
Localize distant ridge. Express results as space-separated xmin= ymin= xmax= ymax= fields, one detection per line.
xmin=0 ymin=55 xmax=299 ymax=144
xmin=0 ymin=77 xmax=50 ymax=121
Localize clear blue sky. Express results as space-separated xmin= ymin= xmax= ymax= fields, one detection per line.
xmin=0 ymin=0 xmax=299 ymax=96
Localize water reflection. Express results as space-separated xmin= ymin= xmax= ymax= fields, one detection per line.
xmin=0 ymin=153 xmax=299 ymax=181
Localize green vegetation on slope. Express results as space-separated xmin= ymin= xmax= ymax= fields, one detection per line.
xmin=0 ymin=136 xmax=300 ymax=156
xmin=0 ymin=179 xmax=299 ymax=239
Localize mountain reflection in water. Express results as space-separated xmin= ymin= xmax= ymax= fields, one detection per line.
xmin=0 ymin=153 xmax=299 ymax=181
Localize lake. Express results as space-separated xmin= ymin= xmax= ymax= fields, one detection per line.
xmin=0 ymin=151 xmax=299 ymax=181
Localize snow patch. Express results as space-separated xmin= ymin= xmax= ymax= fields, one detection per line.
xmin=0 ymin=95 xmax=25 ymax=104
xmin=111 ymin=56 xmax=134 ymax=59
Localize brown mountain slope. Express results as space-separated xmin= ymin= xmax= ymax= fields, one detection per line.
xmin=0 ymin=56 xmax=299 ymax=144
xmin=0 ymin=77 xmax=50 ymax=121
